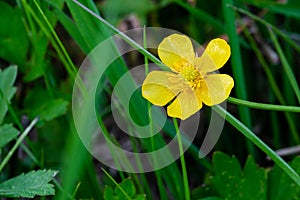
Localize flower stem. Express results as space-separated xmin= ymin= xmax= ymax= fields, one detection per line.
xmin=173 ymin=118 xmax=190 ymax=200
xmin=228 ymin=97 xmax=300 ymax=112
xmin=144 ymin=26 xmax=168 ymax=200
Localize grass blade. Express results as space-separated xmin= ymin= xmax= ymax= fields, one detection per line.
xmin=268 ymin=28 xmax=300 ymax=104
xmin=241 ymin=22 xmax=300 ymax=144
xmin=222 ymin=0 xmax=256 ymax=156
xmin=0 ymin=117 xmax=39 ymax=172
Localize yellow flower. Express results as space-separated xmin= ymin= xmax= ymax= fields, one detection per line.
xmin=142 ymin=34 xmax=234 ymax=120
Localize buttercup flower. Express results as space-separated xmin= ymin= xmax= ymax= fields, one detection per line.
xmin=142 ymin=34 xmax=234 ymax=120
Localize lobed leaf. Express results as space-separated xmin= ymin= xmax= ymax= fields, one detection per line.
xmin=0 ymin=170 xmax=58 ymax=198
xmin=0 ymin=66 xmax=17 ymax=125
xmin=103 ymin=178 xmax=146 ymax=200
xmin=0 ymin=124 xmax=19 ymax=148
xmin=268 ymin=157 xmax=300 ymax=199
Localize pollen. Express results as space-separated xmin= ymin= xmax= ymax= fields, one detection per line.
xmin=179 ymin=63 xmax=202 ymax=89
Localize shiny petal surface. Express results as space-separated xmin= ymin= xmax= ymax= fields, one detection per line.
xmin=199 ymin=74 xmax=234 ymax=106
xmin=167 ymin=88 xmax=203 ymax=120
xmin=196 ymin=38 xmax=231 ymax=73
xmin=158 ymin=34 xmax=195 ymax=72
xmin=142 ymin=71 xmax=186 ymax=106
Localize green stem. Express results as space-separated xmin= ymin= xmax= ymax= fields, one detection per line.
xmin=71 ymin=182 xmax=81 ymax=199
xmin=241 ymin=20 xmax=300 ymax=144
xmin=144 ymin=26 xmax=149 ymax=76
xmin=102 ymin=168 xmax=132 ymax=200
xmin=71 ymin=0 xmax=167 ymax=70
xmin=228 ymin=97 xmax=300 ymax=112
xmin=144 ymin=27 xmax=167 ymax=200
xmin=173 ymin=118 xmax=190 ymax=200
xmin=268 ymin=28 xmax=300 ymax=104
xmin=0 ymin=117 xmax=39 ymax=172
xmin=214 ymin=105 xmax=300 ymax=186
xmin=32 ymin=0 xmax=77 ymax=81
xmin=222 ymin=0 xmax=256 ymax=157
xmin=1 ymin=89 xmax=71 ymax=198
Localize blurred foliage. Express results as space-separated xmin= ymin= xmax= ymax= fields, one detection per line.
xmin=0 ymin=0 xmax=299 ymax=199
xmin=103 ymin=178 xmax=146 ymax=200
xmin=192 ymin=152 xmax=300 ymax=199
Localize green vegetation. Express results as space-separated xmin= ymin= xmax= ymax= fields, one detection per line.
xmin=0 ymin=0 xmax=300 ymax=199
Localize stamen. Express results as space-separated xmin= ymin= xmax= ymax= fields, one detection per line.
xmin=179 ymin=63 xmax=202 ymax=89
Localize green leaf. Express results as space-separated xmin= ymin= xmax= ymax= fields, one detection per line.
xmin=269 ymin=156 xmax=300 ymax=199
xmin=132 ymin=194 xmax=147 ymax=200
xmin=25 ymin=93 xmax=69 ymax=123
xmin=0 ymin=169 xmax=58 ymax=198
xmin=0 ymin=2 xmax=29 ymax=67
xmin=0 ymin=124 xmax=19 ymax=148
xmin=43 ymin=0 xmax=89 ymax=53
xmin=0 ymin=65 xmax=17 ymax=125
xmin=103 ymin=186 xmax=115 ymax=200
xmin=102 ymin=0 xmax=155 ymax=25
xmin=115 ymin=178 xmax=136 ymax=198
xmin=211 ymin=152 xmax=267 ymax=200
xmin=20 ymin=0 xmax=65 ymax=81
xmin=37 ymin=99 xmax=69 ymax=122
xmin=65 ymin=0 xmax=109 ymax=52
xmin=199 ymin=152 xmax=300 ymax=200
xmin=192 ymin=184 xmax=220 ymax=199
xmin=240 ymin=156 xmax=267 ymax=199
xmin=23 ymin=37 xmax=48 ymax=82
xmin=103 ymin=178 xmax=145 ymax=200
xmin=212 ymin=152 xmax=243 ymax=197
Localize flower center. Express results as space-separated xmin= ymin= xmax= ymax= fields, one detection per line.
xmin=179 ymin=63 xmax=202 ymax=89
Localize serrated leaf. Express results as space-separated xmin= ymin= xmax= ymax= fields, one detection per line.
xmin=103 ymin=178 xmax=145 ymax=200
xmin=24 ymin=86 xmax=68 ymax=122
xmin=196 ymin=153 xmax=300 ymax=200
xmin=0 ymin=169 xmax=58 ymax=198
xmin=211 ymin=152 xmax=267 ymax=200
xmin=103 ymin=186 xmax=115 ymax=200
xmin=240 ymin=156 xmax=267 ymax=199
xmin=269 ymin=156 xmax=300 ymax=200
xmin=192 ymin=184 xmax=220 ymax=200
xmin=0 ymin=66 xmax=17 ymax=125
xmin=0 ymin=124 xmax=19 ymax=148
xmin=115 ymin=178 xmax=136 ymax=198
xmin=212 ymin=152 xmax=243 ymax=198
xmin=38 ymin=99 xmax=69 ymax=121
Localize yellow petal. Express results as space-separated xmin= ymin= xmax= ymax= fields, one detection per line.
xmin=142 ymin=71 xmax=186 ymax=106
xmin=158 ymin=34 xmax=195 ymax=72
xmin=199 ymin=74 xmax=234 ymax=106
xmin=196 ymin=38 xmax=231 ymax=73
xmin=167 ymin=88 xmax=203 ymax=120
